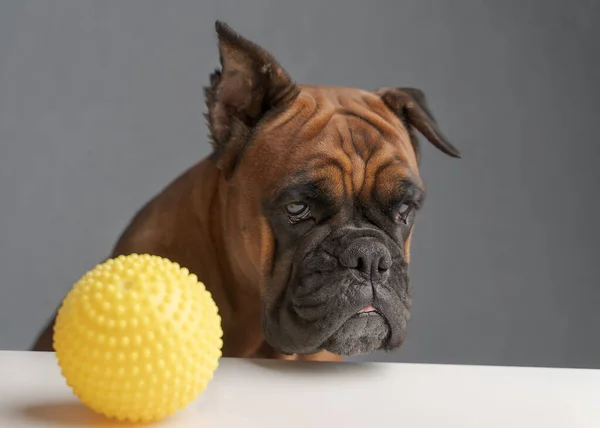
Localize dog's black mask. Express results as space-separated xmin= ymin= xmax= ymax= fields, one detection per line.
xmin=263 ymin=219 xmax=412 ymax=356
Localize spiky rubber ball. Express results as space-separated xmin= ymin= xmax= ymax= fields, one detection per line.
xmin=53 ymin=254 xmax=223 ymax=422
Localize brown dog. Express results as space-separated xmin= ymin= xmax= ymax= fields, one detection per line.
xmin=32 ymin=22 xmax=460 ymax=362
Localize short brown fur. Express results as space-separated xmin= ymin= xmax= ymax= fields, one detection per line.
xmin=32 ymin=22 xmax=459 ymax=362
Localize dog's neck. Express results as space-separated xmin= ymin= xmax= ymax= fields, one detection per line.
xmin=112 ymin=157 xmax=265 ymax=357
xmin=187 ymin=159 xmax=266 ymax=356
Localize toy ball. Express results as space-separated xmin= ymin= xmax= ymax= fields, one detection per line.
xmin=53 ymin=253 xmax=223 ymax=422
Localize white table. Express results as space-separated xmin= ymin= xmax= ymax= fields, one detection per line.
xmin=1 ymin=351 xmax=599 ymax=427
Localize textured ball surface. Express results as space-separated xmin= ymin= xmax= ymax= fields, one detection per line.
xmin=54 ymin=254 xmax=223 ymax=422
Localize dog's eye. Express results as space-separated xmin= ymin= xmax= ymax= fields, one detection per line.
xmin=284 ymin=202 xmax=311 ymax=224
xmin=395 ymin=203 xmax=413 ymax=224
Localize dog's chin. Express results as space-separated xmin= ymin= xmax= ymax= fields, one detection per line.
xmin=322 ymin=312 xmax=390 ymax=356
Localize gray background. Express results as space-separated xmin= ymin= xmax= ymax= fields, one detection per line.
xmin=1 ymin=1 xmax=599 ymax=368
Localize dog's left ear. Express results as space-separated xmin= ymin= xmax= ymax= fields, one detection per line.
xmin=205 ymin=21 xmax=300 ymax=177
xmin=376 ymin=87 xmax=461 ymax=161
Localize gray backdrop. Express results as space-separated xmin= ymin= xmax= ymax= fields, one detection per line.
xmin=1 ymin=1 xmax=599 ymax=368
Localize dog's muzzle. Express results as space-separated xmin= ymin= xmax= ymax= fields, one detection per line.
xmin=264 ymin=227 xmax=411 ymax=356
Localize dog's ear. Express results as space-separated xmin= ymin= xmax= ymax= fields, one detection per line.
xmin=376 ymin=87 xmax=461 ymax=161
xmin=205 ymin=21 xmax=300 ymax=177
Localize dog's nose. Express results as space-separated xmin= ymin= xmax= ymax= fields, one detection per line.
xmin=339 ymin=238 xmax=392 ymax=279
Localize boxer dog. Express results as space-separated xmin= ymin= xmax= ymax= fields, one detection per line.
xmin=33 ymin=21 xmax=460 ymax=362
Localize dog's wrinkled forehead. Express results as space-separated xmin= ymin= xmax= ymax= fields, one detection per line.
xmin=243 ymin=85 xmax=422 ymax=197
xmin=206 ymin=21 xmax=459 ymax=186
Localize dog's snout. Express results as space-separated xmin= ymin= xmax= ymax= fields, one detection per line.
xmin=339 ymin=238 xmax=392 ymax=279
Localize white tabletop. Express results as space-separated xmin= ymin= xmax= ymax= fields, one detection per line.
xmin=1 ymin=351 xmax=599 ymax=427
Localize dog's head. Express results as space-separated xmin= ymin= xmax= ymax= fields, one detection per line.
xmin=206 ymin=22 xmax=460 ymax=356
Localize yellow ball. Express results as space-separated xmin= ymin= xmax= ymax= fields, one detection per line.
xmin=53 ymin=254 xmax=223 ymax=422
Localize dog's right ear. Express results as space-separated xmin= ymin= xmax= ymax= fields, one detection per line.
xmin=205 ymin=21 xmax=300 ymax=178
xmin=376 ymin=87 xmax=461 ymax=161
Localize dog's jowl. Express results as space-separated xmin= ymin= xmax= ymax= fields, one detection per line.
xmin=33 ymin=22 xmax=460 ymax=362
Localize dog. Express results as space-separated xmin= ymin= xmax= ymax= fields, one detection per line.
xmin=32 ymin=21 xmax=460 ymax=362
